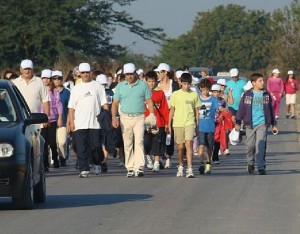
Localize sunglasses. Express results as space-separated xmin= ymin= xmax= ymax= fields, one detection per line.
xmin=80 ymin=71 xmax=90 ymax=74
xmin=53 ymin=77 xmax=63 ymax=80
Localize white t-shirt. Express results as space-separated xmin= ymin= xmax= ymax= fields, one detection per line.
xmin=13 ymin=76 xmax=50 ymax=113
xmin=68 ymin=80 xmax=107 ymax=130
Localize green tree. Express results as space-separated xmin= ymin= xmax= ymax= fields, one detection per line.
xmin=156 ymin=4 xmax=272 ymax=72
xmin=0 ymin=0 xmax=165 ymax=69
xmin=269 ymin=0 xmax=300 ymax=72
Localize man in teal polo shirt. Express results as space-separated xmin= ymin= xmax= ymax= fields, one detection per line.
xmin=112 ymin=63 xmax=156 ymax=177
xmin=224 ymin=68 xmax=247 ymax=117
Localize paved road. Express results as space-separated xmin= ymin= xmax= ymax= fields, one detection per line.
xmin=1 ymin=112 xmax=300 ymax=234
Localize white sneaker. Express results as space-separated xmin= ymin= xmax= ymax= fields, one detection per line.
xmin=165 ymin=158 xmax=172 ymax=169
xmin=152 ymin=161 xmax=160 ymax=172
xmin=118 ymin=161 xmax=125 ymax=167
xmin=94 ymin=165 xmax=100 ymax=175
xmin=79 ymin=171 xmax=89 ymax=178
xmin=146 ymin=159 xmax=154 ymax=170
xmin=204 ymin=163 xmax=211 ymax=174
xmin=126 ymin=170 xmax=135 ymax=177
xmin=186 ymin=167 xmax=194 ymax=178
xmin=135 ymin=168 xmax=144 ymax=177
xmin=223 ymin=149 xmax=230 ymax=155
xmin=176 ymin=165 xmax=184 ymax=177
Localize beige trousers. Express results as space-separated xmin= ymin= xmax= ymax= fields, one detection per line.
xmin=56 ymin=127 xmax=67 ymax=159
xmin=120 ymin=113 xmax=145 ymax=171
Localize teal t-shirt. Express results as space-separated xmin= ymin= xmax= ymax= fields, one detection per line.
xmin=224 ymin=79 xmax=247 ymax=110
xmin=252 ymin=91 xmax=265 ymax=126
xmin=113 ymin=79 xmax=151 ymax=114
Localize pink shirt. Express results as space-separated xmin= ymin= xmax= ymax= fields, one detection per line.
xmin=267 ymin=77 xmax=284 ymax=94
xmin=284 ymin=79 xmax=299 ymax=94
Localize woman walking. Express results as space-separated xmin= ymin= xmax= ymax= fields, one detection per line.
xmin=284 ymin=70 xmax=299 ymax=119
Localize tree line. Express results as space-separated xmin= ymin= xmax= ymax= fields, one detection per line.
xmin=155 ymin=0 xmax=300 ymax=75
xmin=0 ymin=0 xmax=299 ymax=75
xmin=0 ymin=0 xmax=164 ymax=72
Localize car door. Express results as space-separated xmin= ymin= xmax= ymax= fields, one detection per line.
xmin=12 ymin=86 xmax=42 ymax=184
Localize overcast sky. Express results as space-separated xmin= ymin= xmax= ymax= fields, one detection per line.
xmin=112 ymin=0 xmax=294 ymax=56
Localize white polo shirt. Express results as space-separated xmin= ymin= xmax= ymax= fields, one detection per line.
xmin=13 ymin=76 xmax=50 ymax=113
xmin=68 ymin=80 xmax=107 ymax=130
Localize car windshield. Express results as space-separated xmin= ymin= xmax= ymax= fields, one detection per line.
xmin=0 ymin=89 xmax=17 ymax=122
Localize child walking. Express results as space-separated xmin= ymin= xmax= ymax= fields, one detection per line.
xmin=197 ymin=79 xmax=221 ymax=174
xmin=236 ymin=73 xmax=278 ymax=175
xmin=144 ymin=71 xmax=169 ymax=172
xmin=168 ymin=72 xmax=201 ymax=178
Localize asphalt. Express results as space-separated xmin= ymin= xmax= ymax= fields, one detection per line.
xmin=0 ymin=102 xmax=300 ymax=234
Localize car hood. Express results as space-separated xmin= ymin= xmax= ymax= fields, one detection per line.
xmin=0 ymin=122 xmax=22 ymax=143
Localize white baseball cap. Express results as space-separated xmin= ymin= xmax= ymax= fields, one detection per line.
xmin=154 ymin=63 xmax=170 ymax=72
xmin=21 ymin=59 xmax=33 ymax=69
xmin=136 ymin=69 xmax=144 ymax=75
xmin=288 ymin=70 xmax=294 ymax=75
xmin=230 ymin=68 xmax=239 ymax=77
xmin=211 ymin=84 xmax=221 ymax=91
xmin=41 ymin=69 xmax=52 ymax=78
xmin=272 ymin=69 xmax=280 ymax=74
xmin=217 ymin=78 xmax=226 ymax=86
xmin=175 ymin=70 xmax=184 ymax=79
xmin=78 ymin=63 xmax=91 ymax=72
xmin=52 ymin=70 xmax=63 ymax=77
xmin=96 ymin=74 xmax=108 ymax=84
xmin=123 ymin=63 xmax=136 ymax=74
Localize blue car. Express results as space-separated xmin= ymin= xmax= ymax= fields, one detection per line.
xmin=0 ymin=80 xmax=48 ymax=209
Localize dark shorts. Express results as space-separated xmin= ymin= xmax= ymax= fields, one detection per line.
xmin=228 ymin=107 xmax=237 ymax=116
xmin=144 ymin=127 xmax=166 ymax=156
xmin=198 ymin=132 xmax=214 ymax=147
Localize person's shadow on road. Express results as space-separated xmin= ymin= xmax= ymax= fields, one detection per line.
xmin=36 ymin=194 xmax=152 ymax=209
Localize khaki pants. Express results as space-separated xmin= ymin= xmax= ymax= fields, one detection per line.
xmin=56 ymin=127 xmax=67 ymax=159
xmin=120 ymin=113 xmax=145 ymax=171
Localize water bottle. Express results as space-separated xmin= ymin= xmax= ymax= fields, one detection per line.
xmin=145 ymin=124 xmax=150 ymax=132
xmin=166 ymin=134 xmax=171 ymax=145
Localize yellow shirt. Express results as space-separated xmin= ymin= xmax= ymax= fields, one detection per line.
xmin=170 ymin=89 xmax=201 ymax=127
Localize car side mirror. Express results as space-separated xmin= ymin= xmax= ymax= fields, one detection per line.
xmin=25 ymin=113 xmax=48 ymax=125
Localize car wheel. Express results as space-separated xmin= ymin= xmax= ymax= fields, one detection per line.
xmin=33 ymin=158 xmax=46 ymax=203
xmin=13 ymin=162 xmax=34 ymax=210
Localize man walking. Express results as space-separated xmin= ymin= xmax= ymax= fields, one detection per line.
xmin=112 ymin=63 xmax=156 ymax=177
xmin=13 ymin=59 xmax=50 ymax=116
xmin=68 ymin=63 xmax=108 ymax=178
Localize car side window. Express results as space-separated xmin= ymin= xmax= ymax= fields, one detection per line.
xmin=0 ymin=89 xmax=17 ymax=121
xmin=12 ymin=86 xmax=31 ymax=119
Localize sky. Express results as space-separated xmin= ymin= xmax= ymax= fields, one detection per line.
xmin=112 ymin=0 xmax=294 ymax=56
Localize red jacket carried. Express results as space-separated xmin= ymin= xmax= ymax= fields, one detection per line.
xmin=214 ymin=111 xmax=234 ymax=151
xmin=145 ymin=90 xmax=169 ymax=128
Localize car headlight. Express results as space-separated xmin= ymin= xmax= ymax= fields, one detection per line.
xmin=0 ymin=144 xmax=14 ymax=157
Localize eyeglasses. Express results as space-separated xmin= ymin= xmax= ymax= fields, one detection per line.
xmin=53 ymin=77 xmax=63 ymax=80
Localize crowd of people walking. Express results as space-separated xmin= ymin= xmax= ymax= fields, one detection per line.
xmin=2 ymin=60 xmax=299 ymax=178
